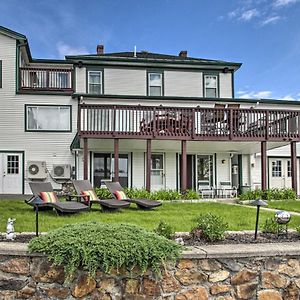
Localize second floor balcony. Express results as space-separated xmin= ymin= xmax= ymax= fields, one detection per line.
xmin=19 ymin=67 xmax=73 ymax=93
xmin=78 ymin=104 xmax=300 ymax=142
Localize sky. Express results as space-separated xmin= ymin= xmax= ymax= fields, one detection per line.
xmin=1 ymin=0 xmax=300 ymax=100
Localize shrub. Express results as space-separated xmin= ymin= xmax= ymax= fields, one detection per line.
xmin=182 ymin=189 xmax=199 ymax=200
xmin=262 ymin=217 xmax=280 ymax=234
xmin=191 ymin=213 xmax=228 ymax=242
xmin=28 ymin=222 xmax=182 ymax=279
xmin=296 ymin=226 xmax=300 ymax=234
xmin=154 ymin=221 xmax=175 ymax=239
xmin=239 ymin=188 xmax=296 ymax=201
xmin=124 ymin=188 xmax=150 ymax=199
xmin=150 ymin=189 xmax=181 ymax=201
xmin=94 ymin=187 xmax=112 ymax=199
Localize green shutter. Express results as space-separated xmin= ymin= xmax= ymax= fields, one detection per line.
xmin=0 ymin=60 xmax=2 ymax=88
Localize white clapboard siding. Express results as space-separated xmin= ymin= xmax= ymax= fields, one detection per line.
xmin=164 ymin=71 xmax=203 ymax=97
xmin=132 ymin=152 xmax=145 ymax=189
xmin=242 ymin=154 xmax=250 ymax=186
xmin=219 ymin=73 xmax=232 ymax=98
xmin=165 ymin=152 xmax=177 ymax=189
xmin=75 ymin=67 xmax=86 ymax=93
xmin=104 ymin=68 xmax=146 ymax=95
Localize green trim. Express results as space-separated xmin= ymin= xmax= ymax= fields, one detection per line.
xmin=73 ymin=93 xmax=300 ymax=106
xmin=238 ymin=154 xmax=243 ymax=194
xmin=0 ymin=60 xmax=2 ymax=89
xmin=0 ymin=25 xmax=27 ymax=40
xmin=24 ymin=104 xmax=72 ymax=132
xmin=231 ymin=71 xmax=235 ymax=98
xmin=214 ymin=153 xmax=217 ymax=187
xmin=0 ymin=150 xmax=25 ymax=194
xmin=86 ymin=67 xmax=104 ymax=95
xmin=70 ymin=133 xmax=80 ymax=150
xmin=203 ymin=72 xmax=219 ymax=98
xmin=146 ymin=70 xmax=164 ymax=96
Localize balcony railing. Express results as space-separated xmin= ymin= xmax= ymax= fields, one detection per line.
xmin=78 ymin=104 xmax=300 ymax=141
xmin=19 ymin=67 xmax=73 ymax=93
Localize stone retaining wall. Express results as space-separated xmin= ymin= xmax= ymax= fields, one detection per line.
xmin=0 ymin=242 xmax=299 ymax=299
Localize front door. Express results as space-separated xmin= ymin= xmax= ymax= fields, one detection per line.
xmin=151 ymin=154 xmax=165 ymax=190
xmin=269 ymin=158 xmax=292 ymax=188
xmin=0 ymin=153 xmax=23 ymax=194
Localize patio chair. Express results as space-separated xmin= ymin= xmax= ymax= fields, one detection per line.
xmin=105 ymin=181 xmax=162 ymax=210
xmin=219 ymin=181 xmax=238 ymax=198
xmin=198 ymin=180 xmax=214 ymax=199
xmin=72 ymin=180 xmax=130 ymax=212
xmin=26 ymin=182 xmax=90 ymax=214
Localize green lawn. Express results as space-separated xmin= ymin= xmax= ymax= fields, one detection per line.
xmin=1 ymin=200 xmax=300 ymax=233
xmin=267 ymin=200 xmax=300 ymax=213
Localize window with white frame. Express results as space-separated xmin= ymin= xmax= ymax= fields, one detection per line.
xmin=88 ymin=71 xmax=102 ymax=94
xmin=287 ymin=160 xmax=292 ymax=177
xmin=204 ymin=75 xmax=218 ymax=98
xmin=26 ymin=105 xmax=71 ymax=131
xmin=272 ymin=160 xmax=282 ymax=177
xmin=148 ymin=72 xmax=162 ymax=96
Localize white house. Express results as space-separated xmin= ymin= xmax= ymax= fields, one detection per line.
xmin=0 ymin=25 xmax=299 ymax=195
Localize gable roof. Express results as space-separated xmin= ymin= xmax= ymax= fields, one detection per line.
xmin=66 ymin=51 xmax=242 ymax=70
xmin=0 ymin=25 xmax=27 ymax=40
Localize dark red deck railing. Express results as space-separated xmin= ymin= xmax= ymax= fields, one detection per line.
xmin=78 ymin=104 xmax=300 ymax=141
xmin=19 ymin=67 xmax=73 ymax=92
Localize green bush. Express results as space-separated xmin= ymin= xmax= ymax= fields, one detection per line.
xmin=154 ymin=221 xmax=175 ymax=239
xmin=94 ymin=187 xmax=112 ymax=199
xmin=150 ymin=189 xmax=181 ymax=201
xmin=191 ymin=213 xmax=228 ymax=242
xmin=296 ymin=226 xmax=300 ymax=234
xmin=182 ymin=189 xmax=200 ymax=200
xmin=28 ymin=222 xmax=182 ymax=279
xmin=262 ymin=217 xmax=280 ymax=234
xmin=124 ymin=188 xmax=151 ymax=199
xmin=239 ymin=188 xmax=296 ymax=201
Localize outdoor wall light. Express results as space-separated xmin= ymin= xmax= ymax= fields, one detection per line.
xmin=221 ymin=159 xmax=226 ymax=164
xmin=251 ymin=198 xmax=268 ymax=239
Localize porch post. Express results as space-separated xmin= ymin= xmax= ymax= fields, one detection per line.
xmin=83 ymin=138 xmax=88 ymax=180
xmin=291 ymin=141 xmax=298 ymax=195
xmin=114 ymin=138 xmax=119 ymax=182
xmin=146 ymin=139 xmax=151 ymax=192
xmin=261 ymin=141 xmax=267 ymax=190
xmin=181 ymin=140 xmax=187 ymax=193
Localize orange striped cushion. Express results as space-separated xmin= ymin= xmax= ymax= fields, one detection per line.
xmin=114 ymin=190 xmax=127 ymax=200
xmin=81 ymin=190 xmax=98 ymax=202
xmin=40 ymin=192 xmax=58 ymax=203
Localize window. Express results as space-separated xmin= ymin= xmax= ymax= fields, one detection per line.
xmin=272 ymin=160 xmax=282 ymax=177
xmin=148 ymin=72 xmax=162 ymax=96
xmin=7 ymin=155 xmax=19 ymax=174
xmin=287 ymin=160 xmax=291 ymax=177
xmin=204 ymin=75 xmax=218 ymax=98
xmin=88 ymin=71 xmax=102 ymax=94
xmin=0 ymin=60 xmax=2 ymax=88
xmin=26 ymin=105 xmax=71 ymax=131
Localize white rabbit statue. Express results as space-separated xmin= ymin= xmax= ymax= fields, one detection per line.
xmin=6 ymin=218 xmax=16 ymax=240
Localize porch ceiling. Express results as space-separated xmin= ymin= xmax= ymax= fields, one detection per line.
xmin=80 ymin=139 xmax=289 ymax=155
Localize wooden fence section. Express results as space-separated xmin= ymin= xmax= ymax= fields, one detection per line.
xmin=78 ymin=104 xmax=300 ymax=141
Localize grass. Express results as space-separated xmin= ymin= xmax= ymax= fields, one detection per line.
xmin=267 ymin=200 xmax=300 ymax=213
xmin=1 ymin=200 xmax=300 ymax=233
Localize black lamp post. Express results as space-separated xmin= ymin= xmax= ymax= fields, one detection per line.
xmin=251 ymin=198 xmax=268 ymax=239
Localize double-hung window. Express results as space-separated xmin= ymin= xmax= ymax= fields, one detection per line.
xmin=148 ymin=72 xmax=163 ymax=96
xmin=88 ymin=71 xmax=102 ymax=94
xmin=204 ymin=75 xmax=218 ymax=98
xmin=26 ymin=105 xmax=71 ymax=132
xmin=272 ymin=160 xmax=282 ymax=177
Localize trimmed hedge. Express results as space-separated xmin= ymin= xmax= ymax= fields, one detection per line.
xmin=239 ymin=188 xmax=296 ymax=201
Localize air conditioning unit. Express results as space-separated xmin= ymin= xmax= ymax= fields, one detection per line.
xmin=27 ymin=161 xmax=47 ymax=180
xmin=52 ymin=164 xmax=71 ymax=180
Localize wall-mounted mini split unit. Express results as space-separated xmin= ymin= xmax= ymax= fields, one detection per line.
xmin=52 ymin=164 xmax=71 ymax=180
xmin=27 ymin=161 xmax=47 ymax=180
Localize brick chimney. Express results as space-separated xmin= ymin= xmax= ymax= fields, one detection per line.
xmin=179 ymin=50 xmax=187 ymax=58
xmin=97 ymin=44 xmax=104 ymax=55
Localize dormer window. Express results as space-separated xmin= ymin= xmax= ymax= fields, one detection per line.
xmin=148 ymin=72 xmax=163 ymax=96
xmin=204 ymin=75 xmax=218 ymax=98
xmin=88 ymin=70 xmax=103 ymax=94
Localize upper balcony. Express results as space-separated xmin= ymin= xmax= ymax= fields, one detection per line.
xmin=19 ymin=67 xmax=73 ymax=94
xmin=78 ymin=104 xmax=300 ymax=142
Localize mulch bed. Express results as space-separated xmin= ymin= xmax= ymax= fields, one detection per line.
xmin=182 ymin=231 xmax=300 ymax=246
